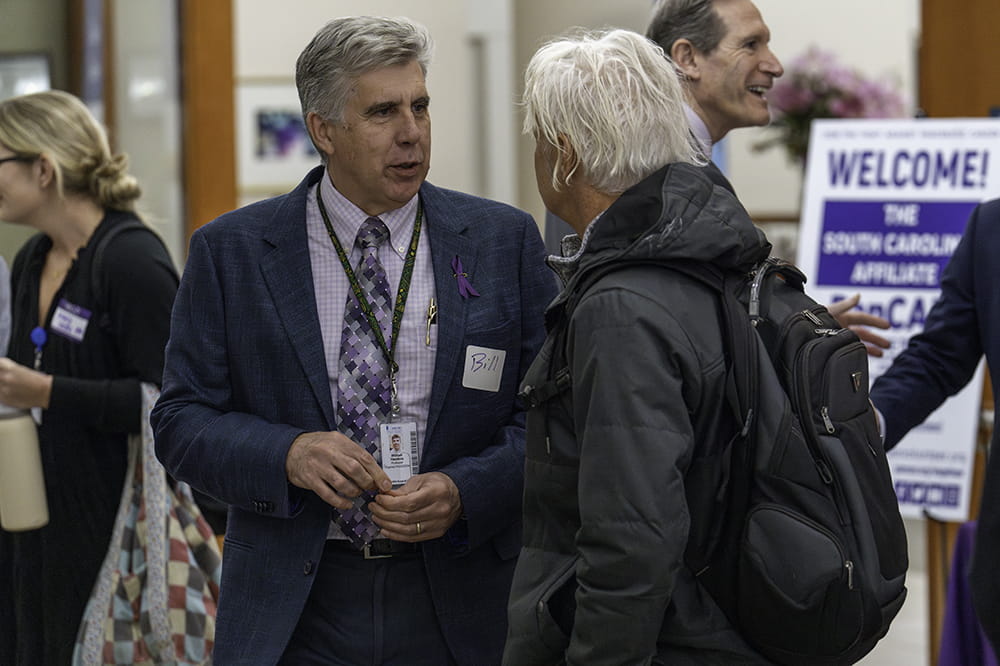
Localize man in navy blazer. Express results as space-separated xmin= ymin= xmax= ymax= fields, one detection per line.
xmin=869 ymin=198 xmax=1000 ymax=654
xmin=151 ymin=16 xmax=554 ymax=665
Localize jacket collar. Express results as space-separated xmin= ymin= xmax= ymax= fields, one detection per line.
xmin=547 ymin=162 xmax=771 ymax=314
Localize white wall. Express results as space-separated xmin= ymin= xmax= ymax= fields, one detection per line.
xmin=0 ymin=0 xmax=69 ymax=265
xmin=513 ymin=0 xmax=655 ymax=227
xmin=112 ymin=0 xmax=185 ymax=266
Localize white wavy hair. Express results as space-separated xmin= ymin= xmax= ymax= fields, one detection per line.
xmin=523 ymin=28 xmax=703 ymax=194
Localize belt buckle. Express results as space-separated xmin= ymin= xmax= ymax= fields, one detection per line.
xmin=362 ymin=542 xmax=392 ymax=560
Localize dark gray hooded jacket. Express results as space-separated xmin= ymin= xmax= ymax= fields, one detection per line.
xmin=504 ymin=162 xmax=774 ymax=665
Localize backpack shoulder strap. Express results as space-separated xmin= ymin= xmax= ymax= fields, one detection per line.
xmin=656 ymin=260 xmax=758 ymax=439
xmin=717 ymin=270 xmax=759 ymax=440
xmin=89 ymin=219 xmax=154 ymax=299
xmin=748 ymin=257 xmax=807 ymax=323
xmin=89 ymin=219 xmax=166 ymax=330
xmin=90 ymin=217 xmax=166 ymax=301
xmin=521 ymin=258 xmax=756 ymax=424
xmin=520 ymin=261 xmax=658 ymax=408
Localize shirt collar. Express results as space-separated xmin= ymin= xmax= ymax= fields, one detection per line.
xmin=319 ymin=172 xmax=419 ymax=259
xmin=546 ymin=211 xmax=605 ymax=286
xmin=685 ymin=103 xmax=712 ymax=158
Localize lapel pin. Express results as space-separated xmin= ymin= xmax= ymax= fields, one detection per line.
xmin=451 ymin=256 xmax=480 ymax=299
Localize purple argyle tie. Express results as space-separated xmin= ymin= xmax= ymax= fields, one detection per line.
xmin=334 ymin=216 xmax=393 ymax=547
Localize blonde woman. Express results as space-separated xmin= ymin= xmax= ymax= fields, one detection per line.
xmin=0 ymin=90 xmax=178 ymax=665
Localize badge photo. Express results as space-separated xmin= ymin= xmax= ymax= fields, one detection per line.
xmin=379 ymin=421 xmax=418 ymax=486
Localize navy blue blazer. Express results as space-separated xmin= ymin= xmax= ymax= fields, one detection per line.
xmin=869 ymin=198 xmax=1000 ymax=651
xmin=151 ymin=167 xmax=556 ymax=665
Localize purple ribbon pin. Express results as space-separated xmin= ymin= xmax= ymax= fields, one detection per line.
xmin=451 ymin=256 xmax=480 ymax=299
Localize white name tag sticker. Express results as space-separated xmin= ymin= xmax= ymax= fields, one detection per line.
xmin=51 ymin=299 xmax=91 ymax=342
xmin=462 ymin=345 xmax=506 ymax=392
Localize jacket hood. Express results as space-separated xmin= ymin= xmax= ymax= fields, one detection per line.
xmin=596 ymin=161 xmax=769 ymax=270
xmin=551 ymin=162 xmax=771 ymax=291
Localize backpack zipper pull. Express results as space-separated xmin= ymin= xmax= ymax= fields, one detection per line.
xmin=845 ymin=560 xmax=855 ymax=590
xmin=821 ymin=406 xmax=836 ymax=433
xmin=803 ymin=310 xmax=824 ymax=325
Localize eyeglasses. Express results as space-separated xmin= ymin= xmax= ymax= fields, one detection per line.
xmin=0 ymin=155 xmax=33 ymax=167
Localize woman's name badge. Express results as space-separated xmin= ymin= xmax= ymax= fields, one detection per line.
xmin=51 ymin=299 xmax=91 ymax=342
xmin=380 ymin=421 xmax=418 ymax=486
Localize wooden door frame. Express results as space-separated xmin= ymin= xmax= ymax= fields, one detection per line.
xmin=179 ymin=0 xmax=236 ymax=242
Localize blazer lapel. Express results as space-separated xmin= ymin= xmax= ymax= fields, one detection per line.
xmin=259 ymin=169 xmax=337 ymax=429
xmin=421 ymin=184 xmax=478 ymax=449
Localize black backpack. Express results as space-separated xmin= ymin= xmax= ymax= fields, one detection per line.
xmin=529 ymin=256 xmax=908 ymax=665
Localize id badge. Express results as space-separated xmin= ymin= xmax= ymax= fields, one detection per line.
xmin=51 ymin=299 xmax=91 ymax=342
xmin=380 ymin=421 xmax=418 ymax=486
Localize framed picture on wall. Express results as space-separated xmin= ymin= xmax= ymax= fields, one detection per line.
xmin=0 ymin=52 xmax=51 ymax=101
xmin=236 ymin=82 xmax=319 ymax=190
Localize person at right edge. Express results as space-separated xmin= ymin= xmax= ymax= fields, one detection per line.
xmin=644 ymin=0 xmax=892 ymax=353
xmin=505 ymin=29 xmax=772 ymax=664
xmin=869 ymin=199 xmax=1000 ymax=657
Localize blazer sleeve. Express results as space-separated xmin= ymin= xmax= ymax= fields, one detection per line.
xmin=870 ymin=202 xmax=986 ymax=450
xmin=151 ymin=229 xmax=306 ymax=516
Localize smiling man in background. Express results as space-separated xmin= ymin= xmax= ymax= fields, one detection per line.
xmin=647 ymin=0 xmax=782 ymax=175
xmin=647 ymin=0 xmax=892 ymax=350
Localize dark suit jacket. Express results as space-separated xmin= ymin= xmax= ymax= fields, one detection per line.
xmin=869 ymin=198 xmax=1000 ymax=652
xmin=151 ymin=167 xmax=556 ymax=665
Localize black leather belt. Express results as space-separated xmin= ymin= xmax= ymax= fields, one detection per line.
xmin=326 ymin=538 xmax=421 ymax=560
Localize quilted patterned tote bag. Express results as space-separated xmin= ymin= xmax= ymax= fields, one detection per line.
xmin=72 ymin=383 xmax=222 ymax=666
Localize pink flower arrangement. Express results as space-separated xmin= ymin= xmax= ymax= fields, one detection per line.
xmin=755 ymin=47 xmax=906 ymax=163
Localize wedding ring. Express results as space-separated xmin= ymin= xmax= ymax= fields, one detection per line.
xmin=416 ymin=521 xmax=423 ymax=535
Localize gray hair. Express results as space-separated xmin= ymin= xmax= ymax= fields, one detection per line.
xmin=523 ymin=28 xmax=702 ymax=195
xmin=646 ymin=0 xmax=726 ymax=55
xmin=295 ymin=15 xmax=434 ymax=126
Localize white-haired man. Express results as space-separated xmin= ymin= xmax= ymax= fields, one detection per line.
xmin=505 ymin=28 xmax=771 ymax=664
